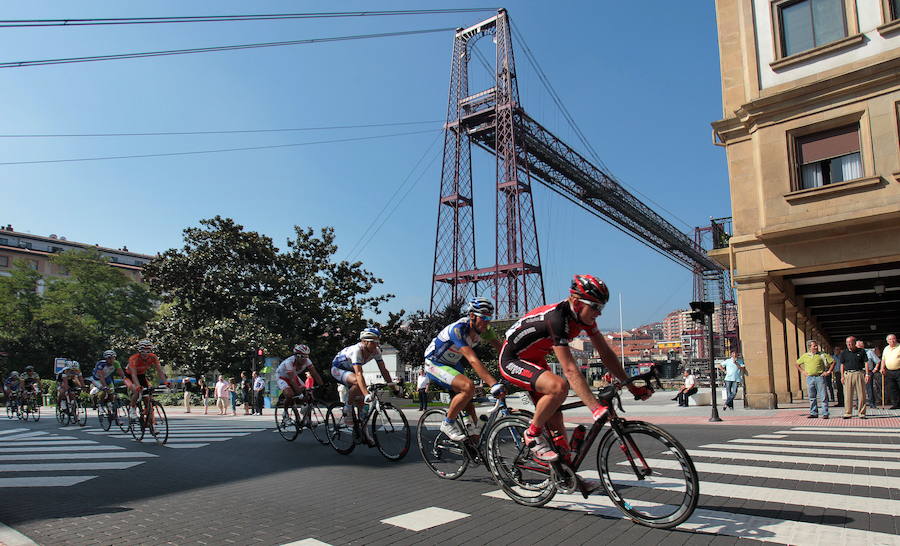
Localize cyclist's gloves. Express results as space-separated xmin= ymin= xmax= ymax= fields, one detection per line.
xmin=591 ymin=405 xmax=608 ymax=421
xmin=489 ymin=383 xmax=506 ymax=397
xmin=364 ymin=394 xmax=374 ymax=404
xmin=628 ymin=385 xmax=653 ymax=401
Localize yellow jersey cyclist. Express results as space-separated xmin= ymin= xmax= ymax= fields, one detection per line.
xmin=89 ymin=350 xmax=126 ymax=403
xmin=424 ymin=296 xmax=505 ymax=442
xmin=499 ymin=274 xmax=652 ymax=462
xmin=22 ymin=366 xmax=41 ymax=402
xmin=277 ymin=344 xmax=325 ymax=407
xmin=56 ymin=362 xmax=85 ymax=408
xmin=330 ymin=327 xmax=397 ymax=426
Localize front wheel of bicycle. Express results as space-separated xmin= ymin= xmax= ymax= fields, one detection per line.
xmin=372 ymin=403 xmax=410 ymax=461
xmin=75 ymin=399 xmax=88 ymax=426
xmin=308 ymin=402 xmax=329 ymax=445
xmin=417 ymin=408 xmax=468 ymax=479
xmin=324 ymin=402 xmax=355 ymax=455
xmin=98 ymin=403 xmax=113 ymax=431
xmin=31 ymin=401 xmax=40 ymax=422
xmin=56 ymin=403 xmax=69 ymax=425
xmin=6 ymin=404 xmax=14 ymax=420
xmin=486 ymin=415 xmax=557 ymax=507
xmin=131 ymin=402 xmax=145 ymax=441
xmin=147 ymin=401 xmax=168 ymax=445
xmin=597 ymin=421 xmax=699 ymax=529
xmin=275 ymin=402 xmax=300 ymax=441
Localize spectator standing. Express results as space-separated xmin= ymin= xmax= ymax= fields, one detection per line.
xmin=716 ymin=350 xmax=745 ymax=410
xmin=858 ymin=340 xmax=882 ymax=408
xmin=198 ymin=377 xmax=209 ymax=415
xmin=252 ymin=371 xmax=266 ymax=415
xmin=229 ymin=378 xmax=238 ymax=416
xmin=240 ymin=371 xmax=252 ymax=415
xmin=214 ymin=375 xmax=228 ymax=415
xmin=831 ymin=346 xmax=844 ymax=407
xmin=837 ymin=336 xmax=870 ymax=419
xmin=417 ymin=368 xmax=430 ymax=412
xmin=182 ymin=377 xmax=192 ymax=413
xmin=674 ymin=369 xmax=697 ymax=407
xmin=882 ymin=334 xmax=900 ymax=409
xmin=795 ymin=340 xmax=834 ymax=419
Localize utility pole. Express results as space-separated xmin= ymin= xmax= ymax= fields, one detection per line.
xmin=690 ymin=301 xmax=721 ymax=422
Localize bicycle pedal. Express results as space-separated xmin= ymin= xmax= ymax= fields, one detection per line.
xmin=576 ymin=477 xmax=603 ymax=499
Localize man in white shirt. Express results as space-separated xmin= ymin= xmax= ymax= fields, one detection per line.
xmin=416 ymin=369 xmax=430 ymax=412
xmin=252 ymin=371 xmax=266 ymax=415
xmin=674 ymin=369 xmax=697 ymax=407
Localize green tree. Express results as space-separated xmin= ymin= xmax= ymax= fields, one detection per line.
xmin=143 ymin=217 xmax=391 ymax=379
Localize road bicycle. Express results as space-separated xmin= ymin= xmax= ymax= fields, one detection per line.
xmin=324 ymin=384 xmax=410 ymax=461
xmin=55 ymin=387 xmax=88 ymax=426
xmin=128 ymin=385 xmax=169 ymax=445
xmin=95 ymin=385 xmax=129 ymax=432
xmin=486 ymin=367 xmax=699 ymax=529
xmin=6 ymin=394 xmax=21 ymax=420
xmin=20 ymin=390 xmax=41 ymax=422
xmin=275 ymin=387 xmax=328 ymax=444
xmin=417 ymin=393 xmax=532 ymax=480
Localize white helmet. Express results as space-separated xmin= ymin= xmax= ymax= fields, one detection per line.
xmin=467 ymin=296 xmax=495 ymax=318
xmin=293 ymin=344 xmax=310 ymax=356
xmin=68 ymin=361 xmax=80 ymax=371
xmin=102 ymin=350 xmax=117 ymax=359
xmin=137 ymin=339 xmax=153 ymax=351
xmin=9 ymin=371 xmax=19 ymax=378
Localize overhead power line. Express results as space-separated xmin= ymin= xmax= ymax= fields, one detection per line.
xmin=0 ymin=120 xmax=443 ymax=138
xmin=0 ymin=8 xmax=499 ymax=28
xmin=0 ymin=27 xmax=456 ymax=68
xmin=0 ymin=129 xmax=438 ymax=166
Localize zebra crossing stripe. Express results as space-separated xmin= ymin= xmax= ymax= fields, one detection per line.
xmin=0 ymin=429 xmax=30 ymax=436
xmin=734 ymin=438 xmax=900 ymax=450
xmin=0 ymin=432 xmax=52 ymax=441
xmin=792 ymin=426 xmax=900 ymax=433
xmin=0 ymin=452 xmax=156 ymax=461
xmin=635 ymin=458 xmax=900 ymax=489
xmin=0 ymin=445 xmax=125 ymax=453
xmin=0 ymin=440 xmax=93 ymax=447
xmin=751 ymin=434 xmax=787 ymax=438
xmin=0 ymin=461 xmax=144 ymax=471
xmin=483 ymin=489 xmax=900 ymax=545
xmin=698 ymin=443 xmax=900 ymax=460
xmin=163 ymin=444 xmax=210 ymax=449
xmin=688 ymin=449 xmax=900 ymax=469
xmin=0 ymin=476 xmax=96 ymax=488
xmin=774 ymin=429 xmax=900 ymax=437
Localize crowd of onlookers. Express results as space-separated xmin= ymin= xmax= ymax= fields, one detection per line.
xmin=180 ymin=371 xmax=268 ymax=416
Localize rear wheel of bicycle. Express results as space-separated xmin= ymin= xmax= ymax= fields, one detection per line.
xmin=308 ymin=402 xmax=329 ymax=445
xmin=417 ymin=408 xmax=468 ymax=479
xmin=372 ymin=403 xmax=410 ymax=461
xmin=147 ymin=401 xmax=169 ymax=445
xmin=275 ymin=402 xmax=300 ymax=441
xmin=597 ymin=421 xmax=699 ymax=529
xmin=486 ymin=415 xmax=557 ymax=507
xmin=324 ymin=402 xmax=355 ymax=455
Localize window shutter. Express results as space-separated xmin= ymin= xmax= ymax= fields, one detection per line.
xmin=798 ymin=124 xmax=859 ymax=164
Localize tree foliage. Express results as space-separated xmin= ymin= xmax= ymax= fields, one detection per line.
xmin=0 ymin=250 xmax=156 ymax=375
xmin=143 ymin=216 xmax=391 ymax=378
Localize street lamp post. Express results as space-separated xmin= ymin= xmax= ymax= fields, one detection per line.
xmin=690 ymin=301 xmax=722 ymax=422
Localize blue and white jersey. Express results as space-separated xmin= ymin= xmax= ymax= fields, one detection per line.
xmin=424 ymin=317 xmax=481 ymax=372
xmin=92 ymin=360 xmax=114 ymax=381
xmin=331 ymin=343 xmax=383 ymax=372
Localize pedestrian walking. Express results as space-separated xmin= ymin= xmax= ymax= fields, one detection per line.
xmin=252 ymin=371 xmax=265 ymax=415
xmin=674 ymin=369 xmax=697 ymax=407
xmin=837 ymin=336 xmax=870 ymax=419
xmin=241 ymin=371 xmax=252 ymax=415
xmin=417 ymin=368 xmax=430 ymax=411
xmin=182 ymin=377 xmax=192 ymax=413
xmin=229 ymin=378 xmax=238 ymax=416
xmin=716 ymin=350 xmax=745 ymax=410
xmin=214 ymin=375 xmax=228 ymax=415
xmin=831 ymin=346 xmax=844 ymax=407
xmin=795 ymin=340 xmax=834 ymax=419
xmin=198 ymin=377 xmax=210 ymax=415
xmin=882 ymin=334 xmax=900 ymax=409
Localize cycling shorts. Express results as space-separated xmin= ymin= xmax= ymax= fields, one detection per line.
xmin=498 ymin=343 xmax=548 ymax=391
xmin=424 ymin=359 xmax=463 ymax=390
xmin=277 ymin=377 xmax=303 ymax=392
xmin=126 ymin=373 xmax=149 ymax=389
xmin=330 ymin=366 xmax=354 ymax=387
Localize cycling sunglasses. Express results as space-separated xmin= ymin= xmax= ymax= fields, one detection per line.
xmin=579 ymin=299 xmax=605 ymax=313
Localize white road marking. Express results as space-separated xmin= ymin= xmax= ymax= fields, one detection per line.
xmin=688 ymin=449 xmax=900 ymax=469
xmin=0 ymin=432 xmax=51 ymax=441
xmin=0 ymin=445 xmax=124 ymax=453
xmin=698 ymin=443 xmax=900 ymax=459
xmin=0 ymin=440 xmax=91 ymax=447
xmin=750 ymin=434 xmax=787 ymax=439
xmin=280 ymin=539 xmax=332 ymax=546
xmin=163 ymin=444 xmax=210 ymax=449
xmin=0 ymin=452 xmax=156 ymax=461
xmin=0 ymin=461 xmax=144 ymax=472
xmin=0 ymin=476 xmax=96 ymax=488
xmin=792 ymin=426 xmax=900 ymax=433
xmin=731 ymin=438 xmax=900 ymax=450
xmin=775 ymin=430 xmax=900 ymax=437
xmin=381 ymin=507 xmax=470 ymax=531
xmin=0 ymin=429 xmax=30 ymax=436
xmin=0 ymin=519 xmax=38 ymax=545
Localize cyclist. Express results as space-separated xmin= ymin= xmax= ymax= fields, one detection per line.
xmin=21 ymin=366 xmax=41 ymax=405
xmin=499 ymin=274 xmax=652 ymax=462
xmin=89 ymin=350 xmax=125 ymax=405
xmin=56 ymin=362 xmax=84 ymax=409
xmin=125 ymin=340 xmax=169 ymax=408
xmin=331 ymin=327 xmax=397 ymax=426
xmin=276 ymin=344 xmax=324 ymax=408
xmin=4 ymin=371 xmax=22 ymax=410
xmin=424 ymin=296 xmax=505 ymax=442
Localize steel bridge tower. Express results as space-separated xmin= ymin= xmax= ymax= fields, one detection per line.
xmin=430 ymin=9 xmax=544 ymax=319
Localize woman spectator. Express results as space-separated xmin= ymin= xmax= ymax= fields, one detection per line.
xmin=241 ymin=371 xmax=252 ymax=415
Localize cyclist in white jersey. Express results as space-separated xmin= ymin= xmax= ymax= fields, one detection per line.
xmin=331 ymin=327 xmax=396 ymax=425
xmin=276 ymin=344 xmax=324 ymax=408
xmin=425 ymin=297 xmax=505 ymax=441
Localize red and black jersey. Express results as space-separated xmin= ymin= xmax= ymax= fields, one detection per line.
xmin=502 ymin=300 xmax=599 ymax=366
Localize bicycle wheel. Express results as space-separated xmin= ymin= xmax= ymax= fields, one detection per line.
xmin=147 ymin=401 xmax=168 ymax=445
xmin=275 ymin=402 xmax=300 ymax=441
xmin=417 ymin=408 xmax=468 ymax=479
xmin=324 ymin=402 xmax=355 ymax=455
xmin=486 ymin=415 xmax=556 ymax=507
xmin=114 ymin=399 xmax=130 ymax=433
xmin=30 ymin=400 xmax=40 ymax=422
xmin=308 ymin=402 xmax=329 ymax=445
xmin=372 ymin=403 xmax=410 ymax=461
xmin=131 ymin=401 xmax=145 ymax=441
xmin=597 ymin=421 xmax=699 ymax=529
xmin=56 ymin=403 xmax=69 ymax=425
xmin=75 ymin=399 xmax=88 ymax=426
xmin=98 ymin=402 xmax=113 ymax=431
xmin=6 ymin=404 xmax=13 ymax=420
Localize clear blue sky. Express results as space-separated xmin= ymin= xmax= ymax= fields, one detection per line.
xmin=1 ymin=1 xmax=729 ymax=330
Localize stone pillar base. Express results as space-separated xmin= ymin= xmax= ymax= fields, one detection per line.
xmin=776 ymin=391 xmax=792 ymax=406
xmin=747 ymin=393 xmax=778 ymax=409
xmin=792 ymin=389 xmax=804 ymax=402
